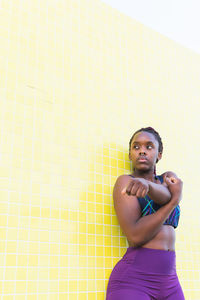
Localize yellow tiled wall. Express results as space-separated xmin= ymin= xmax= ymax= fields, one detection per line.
xmin=0 ymin=0 xmax=200 ymax=299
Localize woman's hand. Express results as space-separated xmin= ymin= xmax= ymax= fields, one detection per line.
xmin=165 ymin=177 xmax=183 ymax=206
xmin=121 ymin=178 xmax=149 ymax=198
xmin=162 ymin=171 xmax=178 ymax=183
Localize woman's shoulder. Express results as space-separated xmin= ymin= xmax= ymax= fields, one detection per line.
xmin=114 ymin=174 xmax=132 ymax=184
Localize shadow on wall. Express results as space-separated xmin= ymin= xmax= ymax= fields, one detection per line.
xmin=76 ymin=142 xmax=130 ymax=298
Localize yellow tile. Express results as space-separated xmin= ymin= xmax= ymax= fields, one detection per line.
xmin=51 ymin=208 xmax=60 ymax=219
xmin=40 ymin=231 xmax=49 ymax=242
xmin=111 ymin=167 xmax=117 ymax=176
xmin=105 ymin=247 xmax=112 ymax=257
xmin=60 ymin=244 xmax=68 ymax=255
xmin=96 ymin=235 xmax=103 ymax=246
xmin=120 ymin=237 xmax=127 ymax=247
xmin=0 ymin=215 xmax=7 ymax=226
xmin=104 ymin=236 xmax=111 ymax=246
xmin=61 ymin=210 xmax=68 ymax=220
xmin=88 ymin=212 xmax=95 ymax=223
xmin=79 ymin=212 xmax=87 ymax=222
xmin=6 ymin=241 xmax=17 ymax=253
xmin=104 ymin=225 xmax=111 ymax=235
xmin=96 ymin=214 xmax=103 ymax=224
xmin=117 ymin=160 xmax=124 ymax=168
xmin=41 ymin=207 xmax=50 ymax=218
xmin=0 ymin=202 xmax=9 ymax=213
xmin=87 ymin=224 xmax=95 ymax=235
xmin=9 ymin=204 xmax=19 ymax=215
xmin=96 ymin=246 xmax=104 ymax=257
xmin=50 ymin=255 xmax=59 ymax=267
xmin=38 ymin=268 xmax=49 ymax=280
xmin=104 ymin=195 xmax=111 ymax=204
xmin=103 ymin=148 xmax=109 ymax=156
xmin=125 ymin=161 xmax=131 ymax=170
xmin=68 ymin=293 xmax=78 ymax=300
xmin=87 ymin=234 xmax=95 ymax=245
xmin=88 ymin=192 xmax=95 ymax=201
xmin=31 ymin=206 xmax=41 ymax=217
xmin=79 ymin=267 xmax=87 ymax=279
xmin=8 ymin=215 xmax=19 ymax=227
xmin=69 ymin=210 xmax=78 ymax=221
xmin=79 ymin=245 xmax=87 ymax=256
xmin=60 ymin=256 xmax=68 ymax=267
xmin=104 ymin=215 xmax=111 ymax=225
xmin=59 ymin=280 xmax=68 ymax=292
xmin=0 ymin=241 xmax=5 ymax=252
xmin=113 ymin=247 xmax=120 ymax=257
xmin=88 ymin=292 xmax=96 ymax=299
xmin=20 ymin=205 xmax=30 ymax=217
xmin=69 ymin=280 xmax=78 ymax=292
xmin=103 ymin=175 xmax=110 ymax=185
xmin=50 ymin=268 xmax=59 ymax=280
xmin=79 ymin=233 xmax=87 ymax=244
xmin=27 ymin=281 xmax=37 ymax=293
xmin=103 ymin=165 xmax=110 ymax=175
xmin=79 ymin=192 xmax=87 ymax=201
xmin=112 ymin=226 xmax=120 ymax=236
xmin=3 ymin=281 xmax=15 ymax=294
xmin=88 ymin=257 xmax=95 ymax=268
xmin=96 ymin=268 xmax=104 ymax=279
xmin=96 ymin=203 xmax=103 ymax=213
xmin=96 ymin=224 xmax=103 ymax=235
xmin=29 ymin=255 xmax=38 ymax=267
xmin=16 ymin=281 xmax=26 ymax=293
xmin=97 ymin=292 xmax=105 ymax=300
xmin=2 ymin=296 xmax=15 ymax=300
xmin=50 ymin=243 xmax=59 ymax=255
xmin=59 ymin=294 xmax=68 ymax=300
xmin=5 ymin=268 xmax=16 ymax=280
xmin=96 ymin=194 xmax=103 ymax=202
xmin=79 ymin=201 xmax=87 ymax=211
xmin=6 ymin=254 xmax=16 ymax=266
xmin=88 ymin=202 xmax=95 ymax=213
xmin=104 ymin=204 xmax=111 ymax=214
xmin=96 ymin=257 xmax=104 ymax=268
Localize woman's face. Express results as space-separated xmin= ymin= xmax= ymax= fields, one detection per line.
xmin=129 ymin=131 xmax=162 ymax=172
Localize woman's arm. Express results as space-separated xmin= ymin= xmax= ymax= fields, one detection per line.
xmin=114 ymin=175 xmax=182 ymax=247
xmin=148 ymin=180 xmax=171 ymax=205
xmin=122 ymin=176 xmax=171 ymax=205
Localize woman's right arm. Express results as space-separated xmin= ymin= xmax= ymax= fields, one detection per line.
xmin=113 ymin=175 xmax=182 ymax=247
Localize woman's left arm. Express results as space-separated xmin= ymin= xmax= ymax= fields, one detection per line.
xmin=123 ymin=177 xmax=172 ymax=206
xmin=147 ymin=181 xmax=171 ymax=205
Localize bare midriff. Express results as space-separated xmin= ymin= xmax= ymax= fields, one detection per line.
xmin=128 ymin=225 xmax=176 ymax=251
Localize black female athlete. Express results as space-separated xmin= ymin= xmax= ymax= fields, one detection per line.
xmin=106 ymin=127 xmax=185 ymax=300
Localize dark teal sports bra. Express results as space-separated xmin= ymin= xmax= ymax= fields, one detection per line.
xmin=129 ymin=175 xmax=180 ymax=228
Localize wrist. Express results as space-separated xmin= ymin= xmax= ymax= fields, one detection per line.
xmin=168 ymin=196 xmax=180 ymax=208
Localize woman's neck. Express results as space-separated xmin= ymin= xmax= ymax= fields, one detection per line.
xmin=133 ymin=170 xmax=157 ymax=182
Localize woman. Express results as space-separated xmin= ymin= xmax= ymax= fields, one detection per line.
xmin=106 ymin=127 xmax=185 ymax=300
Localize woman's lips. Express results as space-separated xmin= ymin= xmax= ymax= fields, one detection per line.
xmin=137 ymin=157 xmax=148 ymax=162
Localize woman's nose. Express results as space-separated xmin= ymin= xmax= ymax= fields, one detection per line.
xmin=139 ymin=148 xmax=146 ymax=155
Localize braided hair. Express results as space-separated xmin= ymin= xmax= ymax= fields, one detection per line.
xmin=129 ymin=127 xmax=163 ymax=153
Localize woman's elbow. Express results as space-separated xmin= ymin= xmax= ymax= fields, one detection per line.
xmin=127 ymin=234 xmax=145 ymax=248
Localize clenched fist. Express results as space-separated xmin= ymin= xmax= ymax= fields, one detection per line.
xmin=122 ymin=178 xmax=149 ymax=198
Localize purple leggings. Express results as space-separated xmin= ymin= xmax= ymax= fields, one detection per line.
xmin=106 ymin=247 xmax=185 ymax=300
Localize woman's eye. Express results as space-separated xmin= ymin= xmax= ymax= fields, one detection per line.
xmin=133 ymin=145 xmax=139 ymax=149
xmin=147 ymin=145 xmax=152 ymax=149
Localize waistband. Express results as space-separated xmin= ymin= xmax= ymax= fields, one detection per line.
xmin=122 ymin=247 xmax=176 ymax=275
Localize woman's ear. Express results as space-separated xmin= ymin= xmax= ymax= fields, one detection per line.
xmin=128 ymin=152 xmax=131 ymax=160
xmin=156 ymin=152 xmax=162 ymax=163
